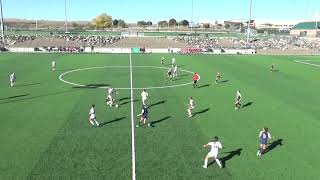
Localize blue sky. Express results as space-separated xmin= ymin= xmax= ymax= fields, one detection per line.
xmin=2 ymin=0 xmax=320 ymax=22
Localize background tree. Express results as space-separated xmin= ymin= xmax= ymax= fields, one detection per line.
xmin=137 ymin=21 xmax=148 ymax=27
xmin=113 ymin=19 xmax=119 ymax=27
xmin=147 ymin=21 xmax=153 ymax=26
xmin=179 ymin=20 xmax=189 ymax=27
xmin=91 ymin=13 xmax=112 ymax=29
xmin=158 ymin=21 xmax=168 ymax=27
xmin=203 ymin=23 xmax=210 ymax=28
xmin=168 ymin=18 xmax=177 ymax=27
xmin=224 ymin=23 xmax=231 ymax=29
xmin=118 ymin=19 xmax=127 ymax=28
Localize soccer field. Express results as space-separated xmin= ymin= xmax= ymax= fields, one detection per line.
xmin=0 ymin=53 xmax=320 ymax=180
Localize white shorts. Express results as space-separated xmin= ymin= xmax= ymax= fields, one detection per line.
xmin=107 ymin=95 xmax=112 ymax=101
xmin=89 ymin=114 xmax=96 ymax=120
xmin=207 ymin=151 xmax=218 ymax=158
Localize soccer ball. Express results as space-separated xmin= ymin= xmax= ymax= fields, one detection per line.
xmin=115 ymin=104 xmax=119 ymax=108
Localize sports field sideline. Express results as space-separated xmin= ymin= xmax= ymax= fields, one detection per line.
xmin=0 ymin=53 xmax=320 ymax=180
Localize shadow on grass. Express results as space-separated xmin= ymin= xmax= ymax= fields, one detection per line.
xmin=198 ymin=84 xmax=210 ymax=88
xmin=193 ymin=108 xmax=210 ymax=117
xmin=264 ymin=139 xmax=283 ymax=155
xmin=219 ymin=148 xmax=242 ymax=168
xmin=148 ymin=100 xmax=166 ymax=109
xmin=0 ymin=89 xmax=81 ymax=104
xmin=15 ymin=83 xmax=41 ymax=87
xmin=119 ymin=99 xmax=140 ymax=105
xmin=0 ymin=94 xmax=30 ymax=100
xmin=100 ymin=117 xmax=126 ymax=127
xmin=242 ymin=102 xmax=253 ymax=108
xmin=150 ymin=116 xmax=171 ymax=127
xmin=73 ymin=83 xmax=109 ymax=89
xmin=219 ymin=80 xmax=229 ymax=83
xmin=119 ymin=97 xmax=130 ymax=101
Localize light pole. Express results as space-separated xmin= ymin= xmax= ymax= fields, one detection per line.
xmin=247 ymin=0 xmax=252 ymax=44
xmin=64 ymin=0 xmax=68 ymax=33
xmin=0 ymin=0 xmax=5 ymax=45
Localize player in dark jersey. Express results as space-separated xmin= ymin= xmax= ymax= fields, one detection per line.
xmin=136 ymin=105 xmax=151 ymax=127
xmin=257 ymin=127 xmax=272 ymax=156
xmin=167 ymin=68 xmax=173 ymax=80
xmin=193 ymin=73 xmax=200 ymax=88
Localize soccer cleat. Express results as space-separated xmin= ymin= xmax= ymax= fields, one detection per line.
xmin=202 ymin=165 xmax=207 ymax=169
xmin=147 ymin=123 xmax=151 ymax=127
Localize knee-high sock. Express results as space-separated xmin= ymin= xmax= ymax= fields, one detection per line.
xmin=204 ymin=158 xmax=208 ymax=167
xmin=216 ymin=159 xmax=222 ymax=168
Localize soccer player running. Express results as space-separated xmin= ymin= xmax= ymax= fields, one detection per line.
xmin=203 ymin=136 xmax=223 ymax=169
xmin=187 ymin=97 xmax=195 ymax=118
xmin=235 ymin=90 xmax=242 ymax=109
xmin=88 ymin=104 xmax=99 ymax=127
xmin=270 ymin=63 xmax=276 ymax=72
xmin=193 ymin=73 xmax=200 ymax=88
xmin=257 ymin=127 xmax=272 ymax=156
xmin=161 ymin=57 xmax=164 ymax=65
xmin=167 ymin=68 xmax=173 ymax=80
xmin=52 ymin=60 xmax=56 ymax=71
xmin=141 ymin=89 xmax=149 ymax=106
xmin=215 ymin=71 xmax=221 ymax=84
xmin=173 ymin=65 xmax=178 ymax=79
xmin=9 ymin=72 xmax=16 ymax=87
xmin=106 ymin=87 xmax=119 ymax=108
xmin=171 ymin=58 xmax=176 ymax=66
xmin=136 ymin=105 xmax=151 ymax=127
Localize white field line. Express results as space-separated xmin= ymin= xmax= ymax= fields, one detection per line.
xmin=294 ymin=60 xmax=320 ymax=67
xmin=59 ymin=66 xmax=196 ymax=90
xmin=130 ymin=54 xmax=136 ymax=180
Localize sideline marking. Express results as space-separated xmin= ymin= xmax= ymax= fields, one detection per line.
xmin=129 ymin=54 xmax=136 ymax=180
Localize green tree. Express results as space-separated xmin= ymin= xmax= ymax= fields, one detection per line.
xmin=137 ymin=21 xmax=147 ymax=27
xmin=203 ymin=23 xmax=210 ymax=28
xmin=224 ymin=23 xmax=231 ymax=29
xmin=180 ymin=20 xmax=189 ymax=27
xmin=169 ymin=18 xmax=177 ymax=27
xmin=147 ymin=21 xmax=152 ymax=26
xmin=113 ymin=19 xmax=119 ymax=27
xmin=91 ymin=13 xmax=112 ymax=29
xmin=158 ymin=21 xmax=168 ymax=27
xmin=118 ymin=19 xmax=126 ymax=28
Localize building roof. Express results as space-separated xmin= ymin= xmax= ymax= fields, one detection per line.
xmin=292 ymin=21 xmax=320 ymax=30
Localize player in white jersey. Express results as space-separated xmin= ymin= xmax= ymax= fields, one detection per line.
xmin=171 ymin=58 xmax=176 ymax=66
xmin=161 ymin=57 xmax=164 ymax=65
xmin=88 ymin=104 xmax=99 ymax=127
xmin=52 ymin=60 xmax=56 ymax=71
xmin=106 ymin=87 xmax=119 ymax=107
xmin=173 ymin=65 xmax=178 ymax=78
xmin=9 ymin=73 xmax=16 ymax=87
xmin=235 ymin=90 xmax=242 ymax=110
xmin=141 ymin=89 xmax=149 ymax=106
xmin=203 ymin=136 xmax=223 ymax=169
xmin=187 ymin=97 xmax=195 ymax=118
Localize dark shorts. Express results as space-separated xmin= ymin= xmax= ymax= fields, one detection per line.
xmin=193 ymin=80 xmax=198 ymax=84
xmin=260 ymin=139 xmax=268 ymax=145
xmin=142 ymin=114 xmax=148 ymax=119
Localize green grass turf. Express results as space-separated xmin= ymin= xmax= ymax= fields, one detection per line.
xmin=0 ymin=53 xmax=320 ymax=180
